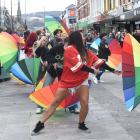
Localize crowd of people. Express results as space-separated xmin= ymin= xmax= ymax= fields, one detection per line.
xmin=0 ymin=24 xmax=124 ymax=134
xmin=16 ymin=26 xmax=121 ymax=135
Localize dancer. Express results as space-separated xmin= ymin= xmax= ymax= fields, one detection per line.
xmin=32 ymin=31 xmax=121 ymax=135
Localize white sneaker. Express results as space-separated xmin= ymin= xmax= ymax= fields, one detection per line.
xmin=36 ymin=108 xmax=43 ymax=114
xmin=93 ymin=76 xmax=98 ymax=84
xmin=98 ymin=80 xmax=104 ymax=83
xmin=74 ymin=108 xmax=80 ymax=114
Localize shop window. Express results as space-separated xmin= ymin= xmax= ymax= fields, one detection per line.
xmin=69 ymin=9 xmax=75 ymax=17
xmin=69 ymin=19 xmax=76 ymax=24
xmin=123 ymin=0 xmax=126 ymax=4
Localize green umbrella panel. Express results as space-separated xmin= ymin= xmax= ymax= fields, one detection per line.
xmin=19 ymin=58 xmax=43 ymax=84
xmin=0 ymin=32 xmax=18 ymax=71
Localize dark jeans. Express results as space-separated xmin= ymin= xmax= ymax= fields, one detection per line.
xmin=96 ymin=67 xmax=105 ymax=81
xmin=68 ymin=104 xmax=78 ymax=111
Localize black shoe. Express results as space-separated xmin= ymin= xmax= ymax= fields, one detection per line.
xmin=31 ymin=121 xmax=44 ymax=135
xmin=78 ymin=122 xmax=88 ymax=131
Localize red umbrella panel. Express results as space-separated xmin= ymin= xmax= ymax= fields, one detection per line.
xmin=29 ymin=81 xmax=79 ymax=109
xmin=12 ymin=33 xmax=25 ymax=45
xmin=108 ymin=39 xmax=122 ymax=69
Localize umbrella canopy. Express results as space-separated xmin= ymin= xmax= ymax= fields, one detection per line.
xmin=108 ymin=39 xmax=122 ymax=69
xmin=106 ymin=36 xmax=112 ymax=44
xmin=122 ymin=33 xmax=140 ymax=111
xmin=45 ymin=16 xmax=69 ymax=37
xmin=10 ymin=58 xmax=43 ymax=85
xmin=12 ymin=33 xmax=25 ymax=45
xmin=90 ymin=38 xmax=101 ymax=54
xmin=35 ymin=71 xmax=54 ymax=91
xmin=10 ymin=73 xmax=25 ymax=85
xmin=29 ymin=81 xmax=79 ymax=109
xmin=0 ymin=32 xmax=18 ymax=71
xmin=90 ymin=37 xmax=112 ymax=54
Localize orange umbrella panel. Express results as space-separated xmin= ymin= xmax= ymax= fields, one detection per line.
xmin=29 ymin=81 xmax=79 ymax=109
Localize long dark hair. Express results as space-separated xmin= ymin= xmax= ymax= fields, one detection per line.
xmin=69 ymin=31 xmax=87 ymax=62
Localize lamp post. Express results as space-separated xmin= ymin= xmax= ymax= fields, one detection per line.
xmin=11 ymin=0 xmax=14 ymax=32
xmin=0 ymin=0 xmax=1 ymax=27
xmin=24 ymin=0 xmax=26 ymax=27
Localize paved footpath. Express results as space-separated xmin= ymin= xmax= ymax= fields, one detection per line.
xmin=0 ymin=73 xmax=140 ymax=140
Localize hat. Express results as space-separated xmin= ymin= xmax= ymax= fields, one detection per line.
xmin=99 ymin=33 xmax=107 ymax=39
xmin=53 ymin=29 xmax=62 ymax=36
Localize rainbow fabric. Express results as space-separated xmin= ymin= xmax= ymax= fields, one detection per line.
xmin=122 ymin=34 xmax=140 ymax=111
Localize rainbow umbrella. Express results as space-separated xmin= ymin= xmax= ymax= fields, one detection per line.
xmin=90 ymin=38 xmax=101 ymax=54
xmin=106 ymin=36 xmax=112 ymax=44
xmin=108 ymin=39 xmax=122 ymax=69
xmin=10 ymin=58 xmax=43 ymax=85
xmin=10 ymin=73 xmax=26 ymax=85
xmin=29 ymin=81 xmax=79 ymax=109
xmin=35 ymin=71 xmax=54 ymax=91
xmin=45 ymin=16 xmax=69 ymax=37
xmin=0 ymin=32 xmax=18 ymax=71
xmin=122 ymin=34 xmax=140 ymax=111
xmin=90 ymin=37 xmax=112 ymax=54
xmin=12 ymin=33 xmax=25 ymax=45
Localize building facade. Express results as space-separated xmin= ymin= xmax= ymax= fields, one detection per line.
xmin=61 ymin=4 xmax=77 ymax=30
xmin=76 ymin=0 xmax=90 ymax=30
xmin=76 ymin=0 xmax=140 ymax=33
xmin=17 ymin=0 xmax=22 ymax=23
xmin=0 ymin=7 xmax=12 ymax=31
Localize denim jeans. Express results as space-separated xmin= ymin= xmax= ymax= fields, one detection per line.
xmin=96 ymin=67 xmax=105 ymax=81
xmin=68 ymin=104 xmax=79 ymax=111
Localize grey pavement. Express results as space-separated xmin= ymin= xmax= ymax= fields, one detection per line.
xmin=0 ymin=73 xmax=140 ymax=140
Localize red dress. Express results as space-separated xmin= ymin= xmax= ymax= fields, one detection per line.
xmin=59 ymin=45 xmax=103 ymax=88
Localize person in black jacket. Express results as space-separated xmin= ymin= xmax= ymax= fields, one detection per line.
xmin=50 ymin=29 xmax=64 ymax=48
xmin=35 ymin=36 xmax=55 ymax=114
xmin=96 ymin=33 xmax=111 ymax=83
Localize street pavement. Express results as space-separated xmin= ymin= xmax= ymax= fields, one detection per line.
xmin=0 ymin=72 xmax=140 ymax=140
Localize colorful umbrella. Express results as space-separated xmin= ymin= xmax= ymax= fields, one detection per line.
xmin=35 ymin=71 xmax=54 ymax=91
xmin=10 ymin=58 xmax=43 ymax=85
xmin=90 ymin=37 xmax=112 ymax=54
xmin=90 ymin=38 xmax=101 ymax=54
xmin=29 ymin=81 xmax=79 ymax=109
xmin=122 ymin=33 xmax=140 ymax=111
xmin=108 ymin=39 xmax=122 ymax=69
xmin=10 ymin=73 xmax=26 ymax=85
xmin=12 ymin=33 xmax=25 ymax=45
xmin=106 ymin=36 xmax=112 ymax=44
xmin=45 ymin=16 xmax=69 ymax=37
xmin=0 ymin=32 xmax=18 ymax=71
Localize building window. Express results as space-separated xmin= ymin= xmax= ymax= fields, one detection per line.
xmin=109 ymin=0 xmax=111 ymax=10
xmin=69 ymin=18 xmax=76 ymax=24
xmin=111 ymin=0 xmax=115 ymax=9
xmin=104 ymin=0 xmax=107 ymax=11
xmin=119 ymin=0 xmax=122 ymax=5
xmin=69 ymin=9 xmax=75 ymax=17
xmin=123 ymin=0 xmax=126 ymax=4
